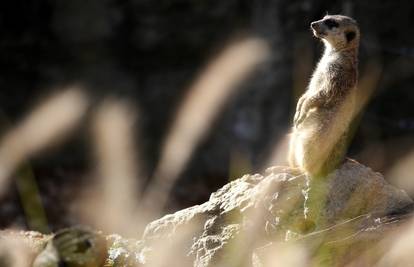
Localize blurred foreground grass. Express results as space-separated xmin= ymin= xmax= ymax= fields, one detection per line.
xmin=0 ymin=36 xmax=413 ymax=267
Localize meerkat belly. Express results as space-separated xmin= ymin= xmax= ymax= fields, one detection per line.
xmin=293 ymin=90 xmax=356 ymax=174
xmin=303 ymin=97 xmax=354 ymax=132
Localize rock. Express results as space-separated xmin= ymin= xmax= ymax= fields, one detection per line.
xmin=0 ymin=230 xmax=49 ymax=267
xmin=32 ymin=227 xmax=107 ymax=267
xmin=137 ymin=159 xmax=413 ymax=266
xmin=323 ymin=159 xmax=413 ymax=222
xmin=3 ymin=159 xmax=412 ymax=266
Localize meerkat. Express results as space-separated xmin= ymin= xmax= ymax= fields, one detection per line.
xmin=288 ymin=15 xmax=360 ymax=177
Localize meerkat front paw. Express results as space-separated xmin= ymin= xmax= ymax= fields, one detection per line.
xmin=294 ymin=101 xmax=310 ymax=126
xmin=293 ymin=110 xmax=303 ymax=126
xmin=294 ymin=111 xmax=306 ymax=126
xmin=294 ymin=95 xmax=322 ymax=126
xmin=293 ymin=95 xmax=308 ymax=126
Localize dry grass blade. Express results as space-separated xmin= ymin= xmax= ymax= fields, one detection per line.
xmin=0 ymin=88 xmax=89 ymax=196
xmin=375 ymin=218 xmax=414 ymax=267
xmin=81 ymin=100 xmax=141 ymax=236
xmin=141 ymin=38 xmax=270 ymax=217
xmin=0 ymin=231 xmax=41 ymax=267
xmin=254 ymin=242 xmax=308 ymax=267
xmin=355 ymin=61 xmax=382 ymax=115
xmin=387 ymin=146 xmax=414 ymax=195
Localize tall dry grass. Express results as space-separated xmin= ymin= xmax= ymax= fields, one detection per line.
xmin=0 ymin=35 xmax=412 ymax=267
xmin=140 ymin=38 xmax=269 ymax=218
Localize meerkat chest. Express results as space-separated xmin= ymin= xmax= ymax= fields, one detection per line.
xmin=308 ymin=54 xmax=341 ymax=94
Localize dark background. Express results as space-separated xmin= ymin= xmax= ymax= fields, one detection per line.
xmin=1 ymin=0 xmax=414 ymax=230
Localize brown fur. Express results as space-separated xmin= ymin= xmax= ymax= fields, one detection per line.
xmin=288 ymin=15 xmax=360 ymax=177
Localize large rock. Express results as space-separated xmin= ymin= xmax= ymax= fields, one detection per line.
xmin=4 ymin=160 xmax=413 ymax=266
xmin=137 ymin=159 xmax=413 ymax=266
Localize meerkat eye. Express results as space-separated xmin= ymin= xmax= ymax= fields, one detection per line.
xmin=324 ymin=19 xmax=339 ymax=29
xmin=345 ymin=31 xmax=356 ymax=42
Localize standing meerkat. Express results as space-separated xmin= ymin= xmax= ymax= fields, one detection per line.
xmin=288 ymin=15 xmax=360 ymax=177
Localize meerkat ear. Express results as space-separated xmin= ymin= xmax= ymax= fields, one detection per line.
xmin=346 ymin=31 xmax=356 ymax=42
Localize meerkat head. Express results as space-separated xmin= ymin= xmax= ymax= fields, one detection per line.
xmin=310 ymin=15 xmax=359 ymax=51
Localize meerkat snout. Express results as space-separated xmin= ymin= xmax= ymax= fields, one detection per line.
xmin=310 ymin=22 xmax=325 ymax=38
xmin=310 ymin=15 xmax=359 ymax=51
